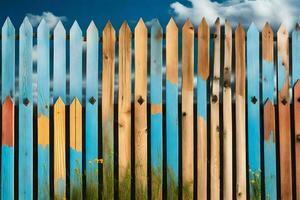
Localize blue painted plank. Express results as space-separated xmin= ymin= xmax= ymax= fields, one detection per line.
xmin=69 ymin=21 xmax=83 ymax=199
xmin=247 ymin=23 xmax=261 ymax=199
xmin=292 ymin=24 xmax=300 ymax=86
xmin=85 ymin=21 xmax=99 ymax=199
xmin=150 ymin=19 xmax=163 ymax=199
xmin=53 ymin=21 xmax=66 ymax=102
xmin=18 ymin=17 xmax=33 ymax=199
xmin=1 ymin=18 xmax=15 ymax=200
xmin=166 ymin=19 xmax=179 ymax=199
xmin=37 ymin=19 xmax=50 ymax=200
xmin=262 ymin=23 xmax=277 ymax=200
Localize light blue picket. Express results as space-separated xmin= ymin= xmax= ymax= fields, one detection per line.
xmin=69 ymin=21 xmax=83 ymax=199
xmin=262 ymin=23 xmax=277 ymax=200
xmin=19 ymin=17 xmax=33 ymax=199
xmin=53 ymin=21 xmax=66 ymax=102
xmin=292 ymin=24 xmax=300 ymax=86
xmin=53 ymin=20 xmax=66 ymax=199
xmin=166 ymin=18 xmax=179 ymax=199
xmin=150 ymin=19 xmax=163 ymax=198
xmin=1 ymin=17 xmax=15 ymax=200
xmin=85 ymin=21 xmax=99 ymax=199
xmin=37 ymin=19 xmax=50 ymax=199
xmin=246 ymin=23 xmax=261 ymax=199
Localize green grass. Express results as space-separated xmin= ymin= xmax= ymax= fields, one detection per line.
xmin=166 ymin=168 xmax=179 ymax=200
xmin=85 ymin=158 xmax=100 ymax=200
xmin=249 ymin=169 xmax=261 ymax=200
xmin=151 ymin=165 xmax=163 ymax=199
xmin=119 ymin=167 xmax=131 ymax=200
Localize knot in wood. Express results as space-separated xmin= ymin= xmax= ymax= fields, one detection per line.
xmin=224 ymin=80 xmax=230 ymax=88
xmin=212 ymin=95 xmax=218 ymax=103
xmin=251 ymin=96 xmax=257 ymax=104
xmin=89 ymin=96 xmax=96 ymax=105
xmin=281 ymin=97 xmax=287 ymax=105
xmin=137 ymin=96 xmax=144 ymax=105
xmin=23 ymin=98 xmax=30 ymax=106
xmin=297 ymin=134 xmax=300 ymax=141
xmin=297 ymin=97 xmax=300 ymax=103
xmin=182 ymin=112 xmax=187 ymax=117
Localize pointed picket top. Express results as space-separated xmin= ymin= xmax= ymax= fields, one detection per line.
xmin=3 ymin=96 xmax=14 ymax=107
xmin=214 ymin=17 xmax=220 ymax=26
xmin=70 ymin=20 xmax=82 ymax=35
xmin=135 ymin=18 xmax=147 ymax=33
xmin=70 ymin=97 xmax=81 ymax=106
xmin=277 ymin=24 xmax=288 ymax=38
xmin=38 ymin=19 xmax=49 ymax=31
xmin=235 ymin=23 xmax=245 ymax=37
xmin=198 ymin=17 xmax=208 ymax=32
xmin=262 ymin=23 xmax=274 ymax=38
xmin=294 ymin=79 xmax=300 ymax=91
xmin=54 ymin=96 xmax=65 ymax=106
xmin=151 ymin=19 xmax=162 ymax=30
xmin=167 ymin=17 xmax=178 ymax=31
xmin=54 ymin=20 xmax=65 ymax=35
xmin=103 ymin=20 xmax=116 ymax=38
xmin=119 ymin=21 xmax=131 ymax=35
xmin=183 ymin=19 xmax=194 ymax=31
xmin=247 ymin=22 xmax=258 ymax=34
xmin=2 ymin=17 xmax=15 ymax=34
xmin=262 ymin=23 xmax=274 ymax=62
xmin=87 ymin=21 xmax=98 ymax=37
xmin=20 ymin=17 xmax=33 ymax=33
xmin=198 ymin=17 xmax=210 ymax=80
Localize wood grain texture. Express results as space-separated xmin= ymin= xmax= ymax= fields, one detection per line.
xmin=277 ymin=24 xmax=292 ymax=199
xmin=235 ymin=24 xmax=247 ymax=200
xmin=210 ymin=18 xmax=220 ymax=200
xmin=182 ymin=19 xmax=194 ymax=200
xmin=262 ymin=23 xmax=277 ymax=200
xmin=223 ymin=19 xmax=233 ymax=200
xmin=197 ymin=17 xmax=209 ymax=200
xmin=102 ymin=21 xmax=116 ymax=199
xmin=54 ymin=98 xmax=66 ymax=199
xmin=1 ymin=97 xmax=14 ymax=200
xmin=18 ymin=17 xmax=33 ymax=199
xmin=118 ymin=21 xmax=132 ymax=200
xmin=166 ymin=18 xmax=179 ymax=200
xmin=294 ymin=81 xmax=300 ymax=199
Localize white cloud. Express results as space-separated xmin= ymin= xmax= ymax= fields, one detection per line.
xmin=170 ymin=0 xmax=300 ymax=31
xmin=32 ymin=45 xmax=38 ymax=64
xmin=26 ymin=12 xmax=67 ymax=29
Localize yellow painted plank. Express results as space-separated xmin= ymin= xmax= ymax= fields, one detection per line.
xmin=134 ymin=18 xmax=148 ymax=199
xmin=38 ymin=115 xmax=49 ymax=147
xmin=54 ymin=97 xmax=66 ymax=199
xmin=70 ymin=98 xmax=82 ymax=151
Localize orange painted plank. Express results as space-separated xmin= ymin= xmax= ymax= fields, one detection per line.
xmin=294 ymin=81 xmax=300 ymax=199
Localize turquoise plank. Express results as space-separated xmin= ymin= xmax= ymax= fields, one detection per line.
xmin=246 ymin=23 xmax=261 ymax=199
xmin=85 ymin=21 xmax=99 ymax=199
xmin=19 ymin=17 xmax=33 ymax=199
xmin=70 ymin=20 xmax=83 ymax=199
xmin=292 ymin=24 xmax=300 ymax=86
xmin=1 ymin=18 xmax=15 ymax=200
xmin=53 ymin=21 xmax=66 ymax=102
xmin=150 ymin=19 xmax=163 ymax=198
xmin=262 ymin=24 xmax=277 ymax=200
xmin=37 ymin=19 xmax=50 ymax=199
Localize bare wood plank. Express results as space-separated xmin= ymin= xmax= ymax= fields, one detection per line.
xmin=54 ymin=98 xmax=66 ymax=199
xmin=134 ymin=18 xmax=148 ymax=199
xmin=223 ymin=19 xmax=233 ymax=200
xmin=210 ymin=18 xmax=220 ymax=200
xmin=277 ymin=24 xmax=292 ymax=199
xmin=182 ymin=19 xmax=194 ymax=200
xmin=235 ymin=24 xmax=247 ymax=200
xmin=294 ymin=81 xmax=300 ymax=199
xmin=118 ymin=21 xmax=132 ymax=200
xmin=197 ymin=17 xmax=209 ymax=200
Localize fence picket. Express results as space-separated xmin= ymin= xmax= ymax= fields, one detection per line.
xmin=277 ymin=24 xmax=292 ymax=199
xmin=19 ymin=17 xmax=33 ymax=199
xmin=182 ymin=19 xmax=194 ymax=200
xmin=235 ymin=24 xmax=247 ymax=200
xmin=247 ymin=23 xmax=261 ymax=199
xmin=223 ymin=19 xmax=232 ymax=200
xmin=292 ymin=24 xmax=300 ymax=86
xmin=102 ymin=21 xmax=116 ymax=199
xmin=262 ymin=23 xmax=277 ymax=200
xmin=85 ymin=21 xmax=99 ymax=199
xmin=166 ymin=18 xmax=179 ymax=200
xmin=37 ymin=19 xmax=50 ymax=200
xmin=69 ymin=21 xmax=83 ymax=199
xmin=294 ymin=81 xmax=300 ymax=199
xmin=210 ymin=18 xmax=221 ymax=200
xmin=134 ymin=18 xmax=148 ymax=199
xmin=1 ymin=17 xmax=15 ymax=200
xmin=118 ymin=21 xmax=132 ymax=200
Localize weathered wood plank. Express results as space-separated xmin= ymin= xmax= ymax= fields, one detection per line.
xmin=294 ymin=81 xmax=300 ymax=199
xmin=210 ymin=18 xmax=220 ymax=200
xmin=19 ymin=17 xmax=33 ymax=199
xmin=223 ymin=19 xmax=233 ymax=200
xmin=85 ymin=21 xmax=99 ymax=199
xmin=277 ymin=24 xmax=292 ymax=199
xmin=54 ymin=98 xmax=66 ymax=199
xmin=1 ymin=18 xmax=15 ymax=200
xmin=102 ymin=21 xmax=116 ymax=199
xmin=247 ymin=23 xmax=261 ymax=200
xmin=262 ymin=23 xmax=277 ymax=200
xmin=1 ymin=97 xmax=14 ymax=199
xmin=37 ymin=19 xmax=50 ymax=200
xmin=118 ymin=21 xmax=132 ymax=200
xmin=182 ymin=19 xmax=194 ymax=200
xmin=69 ymin=21 xmax=83 ymax=199
xmin=235 ymin=24 xmax=247 ymax=200
xmin=134 ymin=18 xmax=148 ymax=199
xmin=292 ymin=24 xmax=300 ymax=86
xmin=166 ymin=18 xmax=179 ymax=200
xmin=150 ymin=19 xmax=163 ymax=200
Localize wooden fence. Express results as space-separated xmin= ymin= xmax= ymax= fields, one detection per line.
xmin=0 ymin=16 xmax=300 ymax=200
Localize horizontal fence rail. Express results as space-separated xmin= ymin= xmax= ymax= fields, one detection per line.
xmin=0 ymin=17 xmax=300 ymax=200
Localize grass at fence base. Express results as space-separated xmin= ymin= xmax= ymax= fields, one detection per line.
xmin=85 ymin=158 xmax=101 ymax=200
xmin=151 ymin=165 xmax=163 ymax=199
xmin=166 ymin=168 xmax=178 ymax=200
xmin=182 ymin=182 xmax=193 ymax=200
xmin=119 ymin=168 xmax=131 ymax=200
xmin=249 ymin=169 xmax=261 ymax=200
xmin=70 ymin=162 xmax=82 ymax=200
